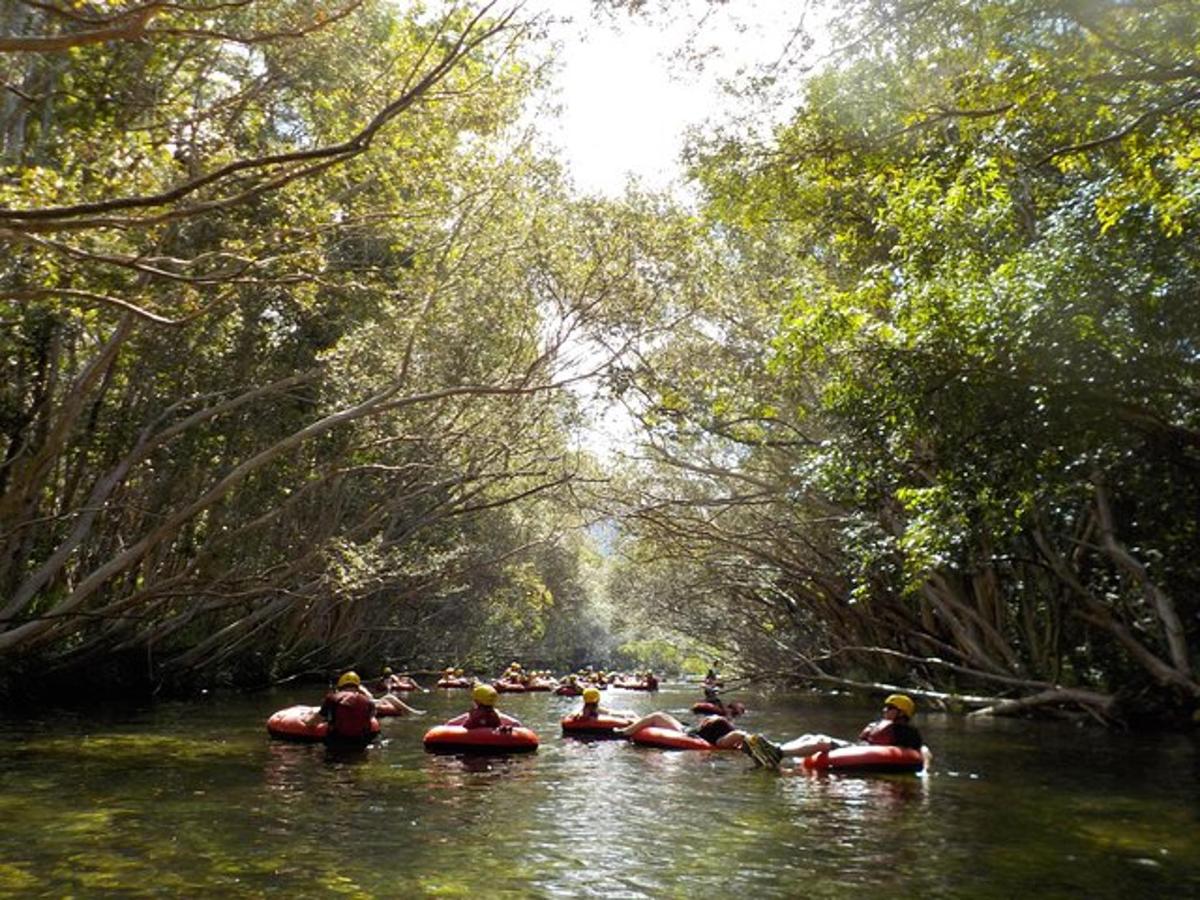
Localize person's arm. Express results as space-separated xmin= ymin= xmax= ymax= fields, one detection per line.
xmin=445 ymin=712 xmax=468 ymax=726
xmin=304 ymin=697 xmax=333 ymax=727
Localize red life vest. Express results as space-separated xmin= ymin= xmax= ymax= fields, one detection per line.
xmin=329 ymin=689 xmax=374 ymax=739
xmin=460 ymin=706 xmax=502 ymax=729
xmin=858 ymin=718 xmax=924 ymax=750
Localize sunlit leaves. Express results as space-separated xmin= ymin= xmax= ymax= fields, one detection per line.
xmin=615 ymin=0 xmax=1200 ymax=705
xmin=0 ymin=1 xmax=617 ymax=686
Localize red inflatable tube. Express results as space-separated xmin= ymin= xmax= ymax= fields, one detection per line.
xmin=422 ymin=724 xmax=539 ymax=754
xmin=560 ymin=715 xmax=631 ymax=737
xmin=266 ymin=705 xmax=381 ymax=743
xmin=628 ymin=725 xmax=735 ymax=751
xmin=436 ymin=679 xmax=472 ymax=689
xmin=493 ymin=681 xmax=527 ymax=693
xmin=802 ymin=745 xmax=924 ymax=774
xmin=554 ymin=685 xmax=582 ymax=696
xmin=691 ymin=702 xmax=724 ymax=714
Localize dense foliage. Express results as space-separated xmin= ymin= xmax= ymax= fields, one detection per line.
xmin=609 ymin=0 xmax=1200 ymax=723
xmin=4 ymin=1 xmax=1197 ymax=723
xmin=0 ymin=0 xmax=659 ymax=694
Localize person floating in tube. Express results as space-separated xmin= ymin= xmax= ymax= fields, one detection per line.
xmin=377 ymin=667 xmax=423 ymax=693
xmin=574 ymin=687 xmax=635 ymax=722
xmin=742 ymin=693 xmax=932 ymax=769
xmin=616 ymin=701 xmax=749 ymax=748
xmin=445 ymin=683 xmax=523 ymax=730
xmin=306 ymin=671 xmax=377 ymax=747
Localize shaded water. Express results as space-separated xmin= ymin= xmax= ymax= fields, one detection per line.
xmin=1 ymin=684 xmax=1197 ymax=897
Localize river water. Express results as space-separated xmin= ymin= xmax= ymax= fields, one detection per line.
xmin=1 ymin=683 xmax=1197 ymax=897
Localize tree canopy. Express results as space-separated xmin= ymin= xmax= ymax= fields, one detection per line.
xmin=602 ymin=0 xmax=1200 ymax=723
xmin=0 ymin=0 xmax=656 ymax=692
xmin=3 ymin=0 xmax=1198 ymax=723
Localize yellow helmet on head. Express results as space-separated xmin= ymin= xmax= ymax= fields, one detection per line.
xmin=582 ymin=687 xmax=601 ymax=704
xmin=382 ymin=666 xmax=393 ymax=675
xmin=884 ymin=693 xmax=916 ymax=717
xmin=337 ymin=671 xmax=361 ymax=688
xmin=473 ymin=684 xmax=498 ymax=707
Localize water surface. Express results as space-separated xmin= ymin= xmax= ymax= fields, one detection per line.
xmin=2 ymin=684 xmax=1196 ymax=897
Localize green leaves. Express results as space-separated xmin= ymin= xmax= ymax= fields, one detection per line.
xmin=609 ymin=0 xmax=1200 ymax=712
xmin=0 ymin=1 xmax=616 ymax=685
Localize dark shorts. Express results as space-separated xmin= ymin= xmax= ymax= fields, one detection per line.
xmin=688 ymin=716 xmax=735 ymax=745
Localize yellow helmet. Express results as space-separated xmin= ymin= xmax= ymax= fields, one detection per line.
xmin=582 ymin=687 xmax=601 ymax=704
xmin=884 ymin=693 xmax=916 ymax=717
xmin=473 ymin=684 xmax=498 ymax=706
xmin=382 ymin=666 xmax=393 ymax=675
xmin=337 ymin=671 xmax=361 ymax=688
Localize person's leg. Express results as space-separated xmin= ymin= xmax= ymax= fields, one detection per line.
xmin=375 ymin=696 xmax=398 ymax=714
xmin=616 ymin=711 xmax=684 ymax=735
xmin=713 ymin=729 xmax=748 ymax=750
xmin=378 ymin=693 xmax=425 ymax=716
xmin=395 ymin=697 xmax=426 ymax=715
xmin=778 ymin=734 xmax=846 ymax=756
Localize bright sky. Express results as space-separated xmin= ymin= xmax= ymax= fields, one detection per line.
xmin=522 ymin=0 xmax=823 ymax=197
xmin=513 ymin=1 xmax=828 ymax=456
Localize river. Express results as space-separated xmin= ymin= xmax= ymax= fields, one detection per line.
xmin=1 ymin=683 xmax=1196 ymax=897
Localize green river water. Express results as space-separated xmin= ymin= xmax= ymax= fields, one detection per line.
xmin=1 ymin=683 xmax=1197 ymax=898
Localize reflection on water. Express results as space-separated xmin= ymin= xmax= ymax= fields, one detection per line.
xmin=1 ymin=686 xmax=1197 ymax=897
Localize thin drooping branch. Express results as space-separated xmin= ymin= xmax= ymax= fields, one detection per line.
xmin=0 ymin=358 xmax=600 ymax=653
xmin=1034 ymin=89 xmax=1200 ymax=167
xmin=0 ymin=2 xmax=161 ymax=52
xmin=0 ymin=370 xmax=317 ymax=624
xmin=967 ymin=688 xmax=1116 ymax=722
xmin=1092 ymin=469 xmax=1192 ymax=678
xmin=1031 ymin=525 xmax=1200 ymax=699
xmin=827 ymin=645 xmax=1059 ymax=691
xmin=0 ymin=1 xmax=514 ymax=230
